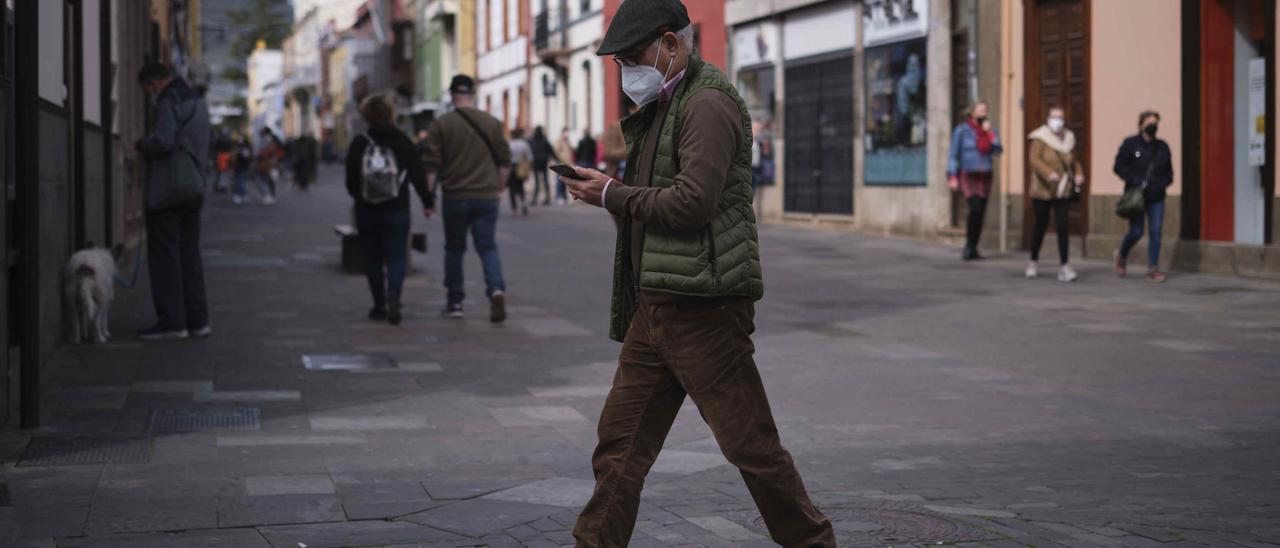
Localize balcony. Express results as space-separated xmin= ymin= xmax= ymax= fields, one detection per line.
xmin=534 ymin=8 xmax=569 ymax=59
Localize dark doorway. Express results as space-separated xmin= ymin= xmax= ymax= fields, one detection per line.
xmin=1022 ymin=0 xmax=1091 ymax=249
xmin=784 ymin=54 xmax=854 ymax=215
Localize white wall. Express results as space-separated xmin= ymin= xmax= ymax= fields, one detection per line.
xmin=82 ymin=0 xmax=102 ymax=125
xmin=38 ymin=0 xmax=65 ymax=103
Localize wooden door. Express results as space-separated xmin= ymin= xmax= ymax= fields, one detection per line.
xmin=1023 ymin=0 xmax=1090 ymax=249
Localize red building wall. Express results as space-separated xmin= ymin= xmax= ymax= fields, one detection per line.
xmin=1200 ymin=0 xmax=1236 ymax=242
xmin=602 ymin=0 xmax=726 ymax=125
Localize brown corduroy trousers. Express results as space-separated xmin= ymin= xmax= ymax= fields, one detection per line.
xmin=572 ymin=295 xmax=836 ymax=547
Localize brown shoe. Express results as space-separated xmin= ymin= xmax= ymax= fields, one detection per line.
xmin=1113 ymin=249 xmax=1127 ymax=277
xmin=489 ymin=291 xmax=507 ymax=323
xmin=1146 ymin=268 xmax=1167 ymax=283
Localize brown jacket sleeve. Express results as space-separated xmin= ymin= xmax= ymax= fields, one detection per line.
xmin=603 ymin=89 xmax=742 ymax=231
xmin=1028 ymin=138 xmax=1057 ymax=187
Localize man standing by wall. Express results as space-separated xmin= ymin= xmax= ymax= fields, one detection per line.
xmin=558 ymin=1 xmax=836 ymax=545
xmin=423 ymin=75 xmax=512 ymax=323
xmin=136 ymin=63 xmax=212 ymax=341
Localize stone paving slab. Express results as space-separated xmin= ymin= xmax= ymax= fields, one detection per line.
xmin=404 ymin=498 xmax=561 ymax=538
xmin=217 ymin=494 xmax=346 ymax=528
xmin=257 ymin=519 xmax=461 ymax=547
xmin=58 ymin=529 xmax=273 ymax=548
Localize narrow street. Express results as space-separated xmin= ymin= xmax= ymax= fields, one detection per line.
xmin=3 ymin=165 xmax=1279 ymax=547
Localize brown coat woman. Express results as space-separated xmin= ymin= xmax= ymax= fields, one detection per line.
xmin=1025 ymin=106 xmax=1085 ymax=281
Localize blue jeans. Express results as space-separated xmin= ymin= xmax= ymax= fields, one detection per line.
xmin=255 ymin=172 xmax=276 ymax=198
xmin=1120 ymin=199 xmax=1165 ymax=268
xmin=442 ymin=198 xmax=505 ymax=305
xmin=233 ymin=170 xmax=249 ymax=198
xmin=356 ymin=205 xmax=410 ymax=308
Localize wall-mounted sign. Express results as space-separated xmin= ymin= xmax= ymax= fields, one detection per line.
xmin=863 ymin=0 xmax=929 ymax=47
xmin=783 ymin=2 xmax=857 ymax=61
xmin=1248 ymin=58 xmax=1266 ymax=167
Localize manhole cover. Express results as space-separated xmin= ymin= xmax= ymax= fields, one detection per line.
xmin=149 ymin=407 xmax=261 ymax=433
xmin=737 ymin=503 xmax=994 ymax=546
xmin=18 ymin=436 xmax=151 ymax=466
xmin=302 ymin=354 xmax=396 ymax=371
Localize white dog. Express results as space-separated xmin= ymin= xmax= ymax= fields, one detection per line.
xmin=64 ymin=245 xmax=123 ymax=344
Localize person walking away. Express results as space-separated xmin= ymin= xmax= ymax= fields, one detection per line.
xmin=557 ymin=1 xmax=836 ymax=545
xmin=294 ymin=133 xmax=319 ymax=191
xmin=529 ymin=126 xmax=557 ymax=206
xmin=948 ymin=101 xmax=1003 ymax=261
xmin=1026 ymin=106 xmax=1085 ymax=282
xmin=508 ymin=127 xmax=533 ymax=216
xmin=135 ymin=62 xmax=211 ymax=341
xmin=575 ymin=131 xmax=599 ymax=174
xmin=254 ymin=127 xmax=281 ymax=205
xmin=422 ymin=75 xmax=512 ymax=322
xmin=602 ymin=122 xmax=627 ymax=180
xmin=1113 ymin=110 xmax=1174 ymax=283
xmin=345 ymin=95 xmax=432 ymax=325
xmin=232 ymin=136 xmax=254 ymax=204
xmin=215 ymin=144 xmax=232 ymax=193
xmin=554 ymin=128 xmax=575 ymax=204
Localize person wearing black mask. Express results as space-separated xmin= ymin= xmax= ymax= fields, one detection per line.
xmin=1112 ymin=110 xmax=1174 ymax=283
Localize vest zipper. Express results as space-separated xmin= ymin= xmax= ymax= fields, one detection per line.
xmin=705 ymin=225 xmax=718 ymax=282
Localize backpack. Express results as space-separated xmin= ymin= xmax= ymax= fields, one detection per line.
xmin=360 ymin=133 xmax=404 ymax=204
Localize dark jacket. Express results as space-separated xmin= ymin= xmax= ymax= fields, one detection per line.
xmin=140 ymin=78 xmax=210 ymax=210
xmin=1113 ymin=134 xmax=1174 ymax=203
xmin=530 ymin=132 xmax=555 ymax=168
xmin=346 ymin=123 xmax=433 ymax=211
xmin=575 ymin=136 xmax=598 ymax=167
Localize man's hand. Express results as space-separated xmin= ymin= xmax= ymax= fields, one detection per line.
xmin=424 ymin=207 xmax=435 ymax=218
xmin=562 ymin=165 xmax=612 ymax=208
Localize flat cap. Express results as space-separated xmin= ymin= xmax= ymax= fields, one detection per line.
xmin=597 ymin=0 xmax=690 ymax=56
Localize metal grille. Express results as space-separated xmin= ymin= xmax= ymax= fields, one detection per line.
xmin=302 ymin=354 xmax=396 ymax=371
xmin=149 ymin=407 xmax=261 ymax=433
xmin=18 ymin=436 xmax=151 ymax=466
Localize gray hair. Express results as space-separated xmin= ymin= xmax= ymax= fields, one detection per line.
xmin=654 ymin=25 xmax=696 ymax=53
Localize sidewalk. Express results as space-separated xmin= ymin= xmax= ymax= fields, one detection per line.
xmin=1 ymin=164 xmax=1278 ymax=547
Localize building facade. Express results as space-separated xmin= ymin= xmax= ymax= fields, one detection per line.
xmin=529 ymin=0 xmax=605 ymax=142
xmin=4 ymin=0 xmax=183 ymax=427
xmin=477 ymin=0 xmax=532 ymax=131
xmin=410 ymin=0 xmax=479 ymax=124
xmin=1000 ymin=0 xmax=1278 ymax=279
xmin=247 ymin=42 xmax=285 ymax=136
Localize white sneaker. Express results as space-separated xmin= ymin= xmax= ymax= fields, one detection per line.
xmin=262 ymin=195 xmax=277 ymax=206
xmin=1058 ymin=264 xmax=1078 ymax=282
xmin=191 ymin=325 xmax=213 ymax=338
xmin=232 ymin=195 xmax=245 ymax=205
xmin=1025 ymin=261 xmax=1038 ymax=279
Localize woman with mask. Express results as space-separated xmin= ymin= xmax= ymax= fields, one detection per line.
xmin=1026 ymin=106 xmax=1084 ymax=281
xmin=1113 ymin=110 xmax=1174 ymax=283
xmin=948 ymin=102 xmax=1004 ymax=261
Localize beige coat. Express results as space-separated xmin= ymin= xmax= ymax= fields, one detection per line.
xmin=1027 ymin=126 xmax=1085 ymax=201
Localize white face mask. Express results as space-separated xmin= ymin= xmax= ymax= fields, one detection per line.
xmin=1048 ymin=117 xmax=1065 ymax=133
xmin=621 ymin=39 xmax=675 ymax=108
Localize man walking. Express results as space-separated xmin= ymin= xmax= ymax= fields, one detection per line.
xmin=559 ymin=1 xmax=836 ymax=546
xmin=136 ymin=63 xmax=211 ymax=341
xmin=423 ymin=75 xmax=512 ymax=322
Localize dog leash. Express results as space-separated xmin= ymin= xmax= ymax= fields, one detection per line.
xmin=114 ymin=242 xmax=144 ymax=289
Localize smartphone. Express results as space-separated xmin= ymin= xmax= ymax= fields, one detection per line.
xmin=550 ymin=164 xmax=587 ymax=180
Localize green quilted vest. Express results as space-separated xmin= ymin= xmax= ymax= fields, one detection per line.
xmin=608 ymin=54 xmax=764 ymax=342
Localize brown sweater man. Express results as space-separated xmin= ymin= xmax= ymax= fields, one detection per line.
xmin=560 ymin=1 xmax=836 ymax=546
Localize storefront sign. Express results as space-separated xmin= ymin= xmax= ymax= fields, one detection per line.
xmin=865 ymin=39 xmax=928 ymax=186
xmin=1249 ymin=58 xmax=1266 ymax=167
xmin=783 ymin=2 xmax=857 ymax=61
xmin=864 ymin=0 xmax=929 ymax=47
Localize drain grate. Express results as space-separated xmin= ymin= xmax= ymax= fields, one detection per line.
xmin=18 ymin=436 xmax=151 ymax=466
xmin=149 ymin=407 xmax=261 ymax=433
xmin=302 ymin=354 xmax=396 ymax=371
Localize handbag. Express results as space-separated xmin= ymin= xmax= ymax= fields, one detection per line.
xmin=150 ymin=97 xmax=206 ymax=211
xmin=1114 ymin=157 xmax=1155 ymax=218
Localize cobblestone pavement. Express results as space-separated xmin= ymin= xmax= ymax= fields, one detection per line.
xmin=2 ymin=165 xmax=1279 ymax=547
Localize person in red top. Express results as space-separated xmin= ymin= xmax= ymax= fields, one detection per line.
xmin=254 ymin=127 xmax=283 ymax=205
xmin=947 ymin=101 xmax=1003 ymax=261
